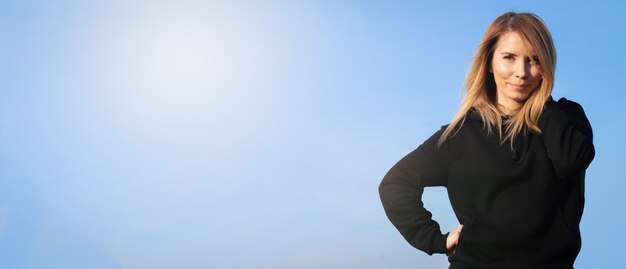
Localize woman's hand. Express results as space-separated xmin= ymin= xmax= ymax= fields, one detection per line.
xmin=446 ymin=224 xmax=464 ymax=256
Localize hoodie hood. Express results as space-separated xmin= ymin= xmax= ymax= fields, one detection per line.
xmin=465 ymin=107 xmax=512 ymax=123
xmin=463 ymin=107 xmax=528 ymax=164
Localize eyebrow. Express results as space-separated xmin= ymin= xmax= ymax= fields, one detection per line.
xmin=500 ymin=52 xmax=539 ymax=58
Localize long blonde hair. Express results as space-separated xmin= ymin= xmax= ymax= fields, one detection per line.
xmin=438 ymin=12 xmax=556 ymax=149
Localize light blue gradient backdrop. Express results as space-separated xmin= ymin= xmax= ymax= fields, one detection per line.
xmin=0 ymin=1 xmax=623 ymax=268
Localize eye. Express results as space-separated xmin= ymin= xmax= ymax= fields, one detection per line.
xmin=503 ymin=55 xmax=514 ymax=61
xmin=532 ymin=57 xmax=540 ymax=65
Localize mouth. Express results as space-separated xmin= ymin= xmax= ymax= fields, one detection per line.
xmin=509 ymin=83 xmax=528 ymax=90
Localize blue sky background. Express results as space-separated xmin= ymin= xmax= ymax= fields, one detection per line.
xmin=0 ymin=1 xmax=624 ymax=268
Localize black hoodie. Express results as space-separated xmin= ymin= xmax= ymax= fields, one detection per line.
xmin=378 ymin=97 xmax=595 ymax=269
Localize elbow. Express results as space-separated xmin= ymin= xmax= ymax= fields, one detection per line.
xmin=378 ymin=174 xmax=393 ymax=204
xmin=378 ymin=172 xmax=411 ymax=208
xmin=379 ymin=166 xmax=402 ymax=202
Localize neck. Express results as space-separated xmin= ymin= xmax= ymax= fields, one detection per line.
xmin=496 ymin=100 xmax=521 ymax=116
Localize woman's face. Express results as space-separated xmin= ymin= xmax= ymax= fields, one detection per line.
xmin=490 ymin=32 xmax=543 ymax=111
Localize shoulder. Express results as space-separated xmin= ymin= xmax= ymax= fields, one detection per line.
xmin=420 ymin=124 xmax=453 ymax=147
xmin=546 ymin=96 xmax=586 ymax=109
xmin=544 ymin=96 xmax=589 ymax=118
xmin=431 ymin=121 xmax=468 ymax=147
xmin=425 ymin=124 xmax=450 ymax=143
xmin=541 ymin=95 xmax=593 ymax=135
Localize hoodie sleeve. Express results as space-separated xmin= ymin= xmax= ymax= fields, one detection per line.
xmin=378 ymin=125 xmax=450 ymax=255
xmin=538 ymin=96 xmax=595 ymax=179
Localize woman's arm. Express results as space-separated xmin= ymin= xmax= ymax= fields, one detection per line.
xmin=378 ymin=125 xmax=450 ymax=255
xmin=538 ymin=96 xmax=595 ymax=179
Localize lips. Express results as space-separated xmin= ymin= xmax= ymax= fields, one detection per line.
xmin=509 ymin=83 xmax=528 ymax=90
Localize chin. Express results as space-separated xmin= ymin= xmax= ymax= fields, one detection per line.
xmin=508 ymin=94 xmax=531 ymax=104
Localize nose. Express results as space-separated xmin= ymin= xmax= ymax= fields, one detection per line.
xmin=514 ymin=59 xmax=531 ymax=79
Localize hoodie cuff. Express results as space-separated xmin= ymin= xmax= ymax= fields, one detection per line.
xmin=435 ymin=232 xmax=450 ymax=255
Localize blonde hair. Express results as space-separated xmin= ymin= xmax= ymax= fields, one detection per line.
xmin=438 ymin=12 xmax=556 ymax=150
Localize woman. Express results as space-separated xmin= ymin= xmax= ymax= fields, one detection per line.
xmin=378 ymin=12 xmax=595 ymax=269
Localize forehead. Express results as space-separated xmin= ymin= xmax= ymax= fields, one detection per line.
xmin=494 ymin=32 xmax=536 ymax=55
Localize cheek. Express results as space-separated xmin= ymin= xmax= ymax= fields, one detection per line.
xmin=530 ymin=67 xmax=542 ymax=82
xmin=491 ymin=61 xmax=511 ymax=78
